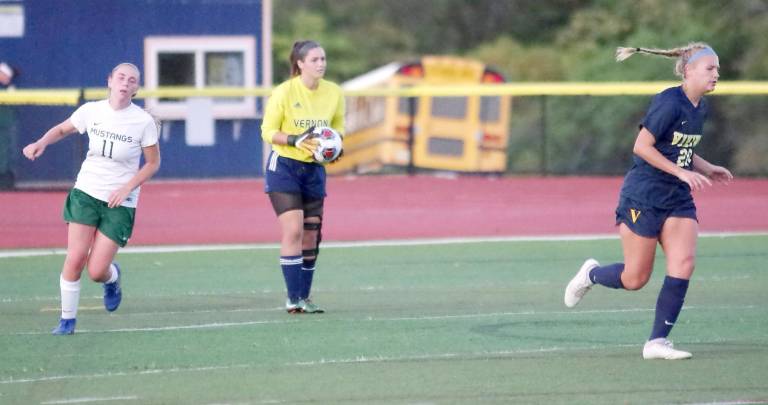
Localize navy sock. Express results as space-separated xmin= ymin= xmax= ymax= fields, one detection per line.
xmin=588 ymin=263 xmax=625 ymax=289
xmin=280 ymin=255 xmax=303 ymax=302
xmin=300 ymin=258 xmax=317 ymax=299
xmin=649 ymin=276 xmax=689 ymax=340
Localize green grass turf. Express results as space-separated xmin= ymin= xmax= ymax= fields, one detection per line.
xmin=1 ymin=235 xmax=767 ymax=404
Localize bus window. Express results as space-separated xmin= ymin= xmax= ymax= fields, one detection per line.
xmin=479 ymin=96 xmax=501 ymax=122
xmin=431 ymin=96 xmax=467 ymax=119
xmin=398 ymin=96 xmax=419 ymax=115
xmin=428 ymin=137 xmax=464 ymax=156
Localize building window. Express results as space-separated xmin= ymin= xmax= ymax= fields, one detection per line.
xmin=145 ymin=36 xmax=257 ymax=119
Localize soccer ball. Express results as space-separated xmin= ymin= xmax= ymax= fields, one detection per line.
xmin=311 ymin=126 xmax=343 ymax=164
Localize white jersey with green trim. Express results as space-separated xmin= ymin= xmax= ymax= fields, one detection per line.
xmin=69 ymin=100 xmax=159 ymax=208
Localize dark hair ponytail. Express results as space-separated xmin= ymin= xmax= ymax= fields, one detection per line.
xmin=290 ymin=40 xmax=321 ymax=76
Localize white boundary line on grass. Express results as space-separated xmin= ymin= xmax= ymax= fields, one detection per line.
xmin=289 ymin=344 xmax=642 ymax=366
xmin=2 ymin=231 xmax=767 ymax=258
xmin=0 ymin=344 xmax=638 ymax=386
xmin=40 ymin=396 xmax=139 ymax=404
xmin=684 ymin=402 xmax=768 ymax=405
xmin=1 ymin=365 xmax=249 ymax=385
xmin=5 ymin=304 xmax=758 ymax=336
xmin=0 ymin=305 xmax=763 ymax=387
xmin=9 ymin=319 xmax=298 ymax=336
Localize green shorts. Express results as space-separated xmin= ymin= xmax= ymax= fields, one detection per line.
xmin=63 ymin=188 xmax=136 ymax=247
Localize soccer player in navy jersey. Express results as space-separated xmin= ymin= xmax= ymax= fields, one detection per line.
xmin=564 ymin=43 xmax=733 ymax=359
xmin=261 ymin=40 xmax=344 ymax=313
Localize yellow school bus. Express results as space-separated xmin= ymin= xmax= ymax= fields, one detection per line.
xmin=328 ymin=56 xmax=510 ymax=174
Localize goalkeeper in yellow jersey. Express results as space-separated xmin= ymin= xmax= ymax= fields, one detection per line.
xmin=261 ymin=40 xmax=344 ymax=313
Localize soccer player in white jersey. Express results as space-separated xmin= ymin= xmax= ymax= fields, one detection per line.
xmin=23 ymin=63 xmax=161 ymax=335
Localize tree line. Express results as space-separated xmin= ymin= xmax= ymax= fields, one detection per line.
xmin=274 ymin=0 xmax=768 ymax=175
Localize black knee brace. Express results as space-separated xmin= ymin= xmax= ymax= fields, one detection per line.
xmin=303 ymin=219 xmax=322 ymax=257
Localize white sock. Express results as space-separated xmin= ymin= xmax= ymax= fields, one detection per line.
xmin=105 ymin=263 xmax=118 ymax=284
xmin=60 ymin=275 xmax=81 ymax=320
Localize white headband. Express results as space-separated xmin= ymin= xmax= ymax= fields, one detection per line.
xmin=687 ymin=47 xmax=718 ymax=65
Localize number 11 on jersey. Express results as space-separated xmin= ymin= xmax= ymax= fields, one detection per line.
xmin=101 ymin=140 xmax=114 ymax=159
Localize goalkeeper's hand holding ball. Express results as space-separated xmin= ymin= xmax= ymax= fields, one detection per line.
xmin=287 ymin=127 xmax=320 ymax=155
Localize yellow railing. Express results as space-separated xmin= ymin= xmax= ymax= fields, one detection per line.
xmin=2 ymin=82 xmax=766 ymax=106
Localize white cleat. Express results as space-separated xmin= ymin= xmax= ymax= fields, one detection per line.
xmin=564 ymin=258 xmax=599 ymax=308
xmin=642 ymin=338 xmax=692 ymax=360
xmin=285 ymin=298 xmax=301 ymax=313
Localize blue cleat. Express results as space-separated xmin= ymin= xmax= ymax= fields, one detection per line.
xmin=52 ymin=318 xmax=76 ymax=335
xmin=103 ymin=262 xmax=122 ymax=312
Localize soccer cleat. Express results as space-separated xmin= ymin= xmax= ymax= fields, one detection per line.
xmin=52 ymin=318 xmax=76 ymax=335
xmin=286 ymin=298 xmax=302 ymax=314
xmin=642 ymin=338 xmax=692 ymax=360
xmin=103 ymin=262 xmax=122 ymax=312
xmin=564 ymin=258 xmax=599 ymax=307
xmin=299 ymin=299 xmax=325 ymax=314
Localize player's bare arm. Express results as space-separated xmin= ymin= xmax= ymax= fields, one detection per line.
xmin=108 ymin=144 xmax=161 ymax=208
xmin=692 ymin=153 xmax=733 ymax=184
xmin=633 ymin=128 xmax=712 ymax=191
xmin=22 ymin=119 xmax=78 ymax=160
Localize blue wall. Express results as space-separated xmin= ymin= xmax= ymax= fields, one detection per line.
xmin=0 ymin=0 xmax=266 ymax=182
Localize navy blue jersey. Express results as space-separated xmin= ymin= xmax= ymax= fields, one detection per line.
xmin=620 ymin=86 xmax=708 ymax=209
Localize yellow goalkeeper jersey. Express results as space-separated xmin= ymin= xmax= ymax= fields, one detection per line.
xmin=261 ymin=76 xmax=345 ymax=162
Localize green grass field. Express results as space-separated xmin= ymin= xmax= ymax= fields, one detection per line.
xmin=1 ymin=235 xmax=767 ymax=404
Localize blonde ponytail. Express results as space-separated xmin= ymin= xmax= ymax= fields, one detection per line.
xmin=616 ymin=46 xmax=683 ymax=62
xmin=616 ymin=42 xmax=714 ymax=77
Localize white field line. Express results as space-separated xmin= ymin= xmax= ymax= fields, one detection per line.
xmin=38 ymin=305 xmax=285 ymax=314
xmin=42 ymin=301 xmax=756 ymax=318
xmin=4 ymin=335 xmax=763 ymax=388
xmin=5 ymin=305 xmax=758 ymax=336
xmin=10 ymin=319 xmax=298 ymax=336
xmin=39 ymin=305 xmax=103 ymax=312
xmin=2 ymin=365 xmax=250 ymax=385
xmin=40 ymin=396 xmax=138 ymax=404
xmin=0 ymin=344 xmax=639 ymax=386
xmin=12 ymin=336 xmax=766 ymax=390
xmin=289 ymin=344 xmax=642 ymax=366
xmin=2 ymin=231 xmax=767 ymax=258
xmin=684 ymin=402 xmax=768 ymax=405
xmin=4 ymin=290 xmax=276 ymax=304
xmin=0 ymin=270 xmax=752 ymax=305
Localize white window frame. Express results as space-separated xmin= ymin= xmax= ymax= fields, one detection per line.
xmin=144 ymin=36 xmax=257 ymax=120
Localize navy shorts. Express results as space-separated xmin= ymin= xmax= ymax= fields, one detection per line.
xmin=264 ymin=151 xmax=326 ymax=199
xmin=615 ymin=196 xmax=697 ymax=238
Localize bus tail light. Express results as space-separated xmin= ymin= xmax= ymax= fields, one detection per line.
xmin=398 ymin=63 xmax=424 ymax=78
xmin=482 ymin=133 xmax=501 ymax=143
